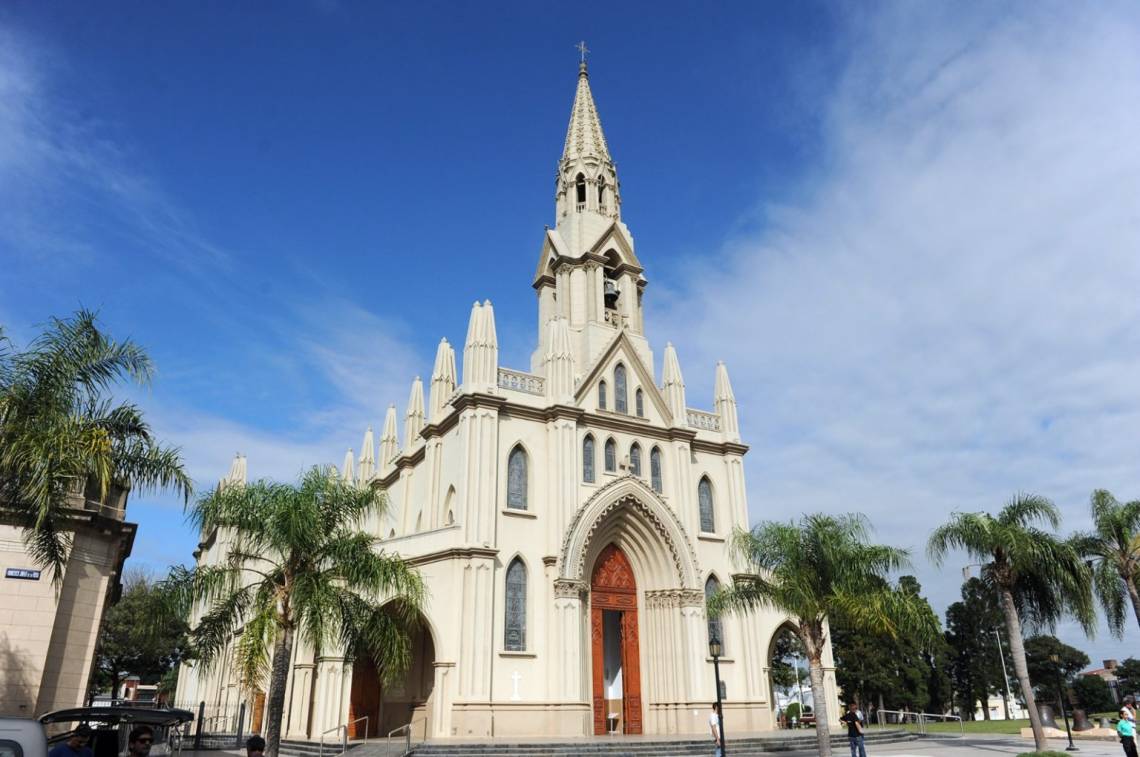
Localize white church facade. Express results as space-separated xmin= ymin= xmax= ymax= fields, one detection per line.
xmin=175 ymin=60 xmax=838 ymax=740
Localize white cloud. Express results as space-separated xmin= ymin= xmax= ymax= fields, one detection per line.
xmin=0 ymin=25 xmax=230 ymax=273
xmin=653 ymin=3 xmax=1140 ymax=660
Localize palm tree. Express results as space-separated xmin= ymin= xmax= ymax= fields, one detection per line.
xmin=162 ymin=467 xmax=425 ymax=757
xmin=708 ymin=514 xmax=936 ymax=757
xmin=0 ymin=310 xmax=191 ymax=578
xmin=928 ymin=493 xmax=1094 ymax=752
xmin=1074 ymin=489 xmax=1140 ymax=635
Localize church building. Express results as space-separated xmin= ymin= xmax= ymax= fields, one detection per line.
xmin=175 ymin=59 xmax=838 ymax=741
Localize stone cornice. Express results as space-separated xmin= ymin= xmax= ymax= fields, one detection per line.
xmin=404 ymin=546 xmax=498 ymax=568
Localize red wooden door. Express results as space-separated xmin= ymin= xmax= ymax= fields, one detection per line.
xmin=589 ymin=544 xmax=642 ymax=735
xmin=621 ymin=610 xmax=643 ymax=734
xmin=591 ymin=606 xmax=606 ymax=735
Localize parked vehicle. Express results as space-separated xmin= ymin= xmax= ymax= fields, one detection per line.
xmin=0 ymin=717 xmax=49 ymax=757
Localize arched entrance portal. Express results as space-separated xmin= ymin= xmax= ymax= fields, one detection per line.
xmin=590 ymin=544 xmax=642 ymax=735
xmin=348 ymin=609 xmax=436 ymax=738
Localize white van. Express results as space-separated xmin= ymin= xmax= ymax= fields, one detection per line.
xmin=0 ymin=718 xmax=49 ymax=757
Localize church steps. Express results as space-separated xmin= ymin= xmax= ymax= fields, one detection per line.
xmin=394 ymin=729 xmax=916 ymax=756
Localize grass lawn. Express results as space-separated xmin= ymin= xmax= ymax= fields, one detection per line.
xmin=884 ymin=718 xmax=1029 ymax=735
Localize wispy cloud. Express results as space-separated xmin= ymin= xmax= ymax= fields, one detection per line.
xmin=653 ymin=3 xmax=1140 ymax=658
xmin=0 ymin=25 xmax=229 ymax=273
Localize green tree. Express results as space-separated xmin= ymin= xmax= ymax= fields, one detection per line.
xmin=1023 ymin=634 xmax=1089 ymax=704
xmin=0 ymin=311 xmax=191 ymax=577
xmin=91 ymin=570 xmax=188 ymax=699
xmin=928 ymin=494 xmax=1096 ymax=751
xmin=709 ymin=514 xmax=937 ymax=757
xmin=1073 ymin=490 xmax=1140 ymax=635
xmin=832 ymin=576 xmax=944 ymax=714
xmin=1071 ymin=675 xmax=1115 ymax=713
xmin=161 ymin=467 xmax=425 ymax=757
xmin=1116 ymin=658 xmax=1140 ymax=697
xmin=944 ymin=578 xmax=1007 ymax=720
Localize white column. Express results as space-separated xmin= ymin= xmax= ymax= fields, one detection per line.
xmin=553 ymin=580 xmax=586 ymax=701
xmin=432 ymin=662 xmax=455 ymax=737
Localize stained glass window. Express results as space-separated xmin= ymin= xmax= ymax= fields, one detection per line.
xmin=650 ymin=447 xmax=663 ymax=493
xmin=630 ymin=443 xmax=642 ymax=476
xmin=583 ymin=435 xmax=595 ymax=483
xmin=507 ymin=446 xmax=527 ymax=510
xmin=598 ymin=381 xmax=607 ymax=410
xmin=614 ymin=364 xmax=628 ymax=413
xmin=505 ymin=558 xmax=527 ymax=651
xmin=699 ymin=477 xmax=715 ymax=532
xmin=604 ymin=438 xmax=616 ymax=472
xmin=705 ymin=576 xmax=723 ymax=648
xmin=635 ymin=389 xmax=644 ymax=417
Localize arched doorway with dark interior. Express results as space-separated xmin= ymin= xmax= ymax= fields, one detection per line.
xmin=348 ymin=605 xmax=436 ymax=739
xmin=589 ymin=543 xmax=642 ymax=735
xmin=768 ymin=624 xmax=809 ymax=729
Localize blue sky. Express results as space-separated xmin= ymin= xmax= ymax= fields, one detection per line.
xmin=4 ymin=2 xmax=1140 ymax=662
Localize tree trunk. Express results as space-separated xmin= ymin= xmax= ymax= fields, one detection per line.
xmin=1001 ymin=689 xmax=1010 ymax=721
xmin=806 ymin=652 xmax=833 ymax=757
xmin=999 ymin=587 xmax=1045 ymax=750
xmin=981 ymin=696 xmax=991 ymax=720
xmin=264 ymin=626 xmax=295 ymax=757
xmin=1126 ymin=575 xmax=1140 ymax=633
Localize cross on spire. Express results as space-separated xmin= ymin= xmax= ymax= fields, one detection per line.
xmin=576 ymin=40 xmax=589 ymax=65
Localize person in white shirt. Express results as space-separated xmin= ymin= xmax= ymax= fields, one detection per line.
xmin=709 ymin=702 xmax=724 ymax=757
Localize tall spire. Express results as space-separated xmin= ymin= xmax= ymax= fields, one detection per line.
xmin=543 ymin=317 xmax=575 ymax=401
xmin=358 ymin=426 xmax=375 ymax=482
xmin=462 ymin=300 xmax=499 ymax=392
xmin=342 ymin=449 xmax=356 ymax=485
xmin=379 ymin=404 xmax=399 ymax=468
xmin=561 ymin=57 xmax=612 ymax=165
xmin=404 ymin=377 xmax=425 ymax=449
xmin=220 ymin=453 xmax=247 ymax=492
xmin=714 ymin=361 xmax=740 ymax=441
xmin=556 ymin=55 xmax=621 ymax=222
xmin=662 ymin=343 xmax=687 ymax=423
xmin=429 ymin=338 xmax=458 ymax=422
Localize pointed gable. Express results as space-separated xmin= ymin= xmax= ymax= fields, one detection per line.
xmin=574 ymin=330 xmax=672 ymax=425
xmin=588 ymin=220 xmax=642 ymax=272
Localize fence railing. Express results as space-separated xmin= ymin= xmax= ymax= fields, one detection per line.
xmin=384 ymin=719 xmax=427 ymax=757
xmin=874 ymin=709 xmax=964 ymax=737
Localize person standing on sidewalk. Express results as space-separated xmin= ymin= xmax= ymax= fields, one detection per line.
xmin=709 ymin=702 xmax=724 ymax=757
xmin=840 ymin=702 xmax=867 ymax=757
xmin=1119 ymin=708 xmax=1138 ymax=757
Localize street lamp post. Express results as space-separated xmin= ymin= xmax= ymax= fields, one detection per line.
xmin=993 ymin=629 xmax=1015 ymax=719
xmin=1049 ymin=653 xmax=1078 ymax=752
xmin=710 ymin=635 xmax=727 ymax=756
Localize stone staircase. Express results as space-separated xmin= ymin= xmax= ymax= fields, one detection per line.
xmin=279 ymin=738 xmax=364 ymax=757
xmin=331 ymin=728 xmax=916 ymax=757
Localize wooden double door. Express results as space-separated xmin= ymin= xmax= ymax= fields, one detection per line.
xmin=590 ymin=544 xmax=643 ymax=735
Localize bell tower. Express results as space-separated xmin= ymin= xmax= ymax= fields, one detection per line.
xmin=532 ymin=52 xmax=652 ymax=375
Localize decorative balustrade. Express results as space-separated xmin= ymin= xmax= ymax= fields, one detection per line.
xmin=686 ymin=408 xmax=722 ymax=432
xmin=497 ymin=368 xmax=545 ymax=396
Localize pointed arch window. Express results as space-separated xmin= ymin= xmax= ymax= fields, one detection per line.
xmin=705 ymin=576 xmax=724 ymax=648
xmin=635 ymin=389 xmax=644 ymax=417
xmin=583 ymin=435 xmax=596 ymax=483
xmin=650 ymin=447 xmax=663 ymax=493
xmin=604 ymin=438 xmax=616 ymax=473
xmin=507 ymin=446 xmax=528 ymax=510
xmin=614 ymin=364 xmax=628 ymax=414
xmin=575 ymin=173 xmax=586 ymax=206
xmin=630 ymin=443 xmax=642 ymax=477
xmin=505 ymin=558 xmax=527 ymax=651
xmin=598 ymin=380 xmax=608 ymax=410
xmin=698 ymin=477 xmax=715 ymax=533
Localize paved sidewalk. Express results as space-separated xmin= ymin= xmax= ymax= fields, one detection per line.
xmin=822 ymin=733 xmax=1122 ymax=756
